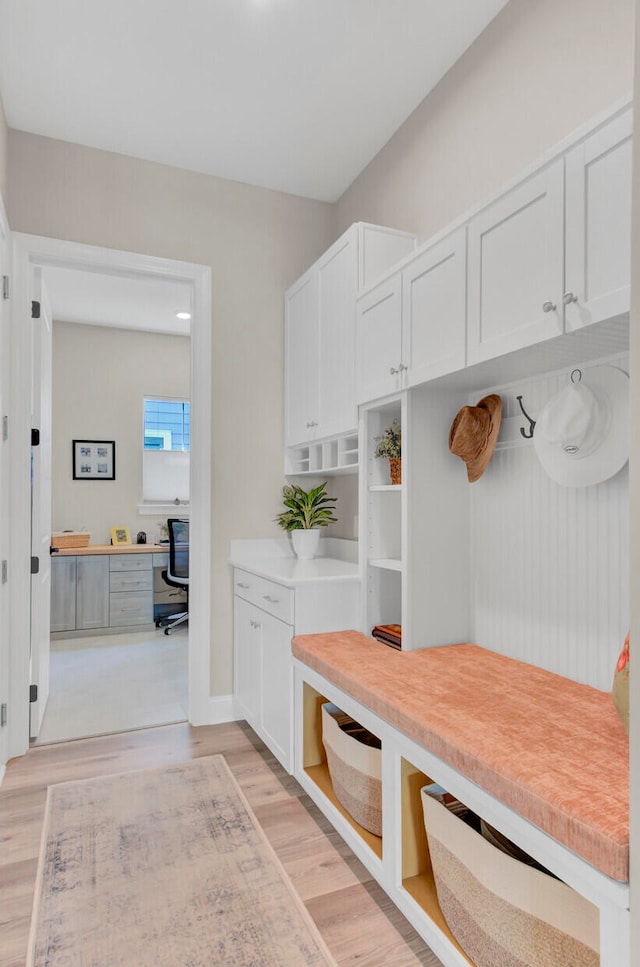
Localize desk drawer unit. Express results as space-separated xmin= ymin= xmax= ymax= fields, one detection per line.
xmin=110 ymin=590 xmax=153 ymax=626
xmin=110 ymin=569 xmax=153 ymax=593
xmin=234 ymin=568 xmax=294 ymax=624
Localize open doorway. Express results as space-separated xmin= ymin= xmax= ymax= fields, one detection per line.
xmin=8 ymin=235 xmax=212 ymax=759
xmin=37 ymin=279 xmax=191 ymax=743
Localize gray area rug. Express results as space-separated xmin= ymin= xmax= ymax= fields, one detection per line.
xmin=28 ymin=755 xmax=338 ymax=966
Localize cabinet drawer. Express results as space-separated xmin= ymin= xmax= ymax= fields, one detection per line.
xmin=109 ymin=554 xmax=154 ymax=572
xmin=234 ymin=569 xmax=294 ymax=624
xmin=110 ymin=569 xmax=152 ymax=593
xmin=109 ymin=590 xmax=153 ymax=626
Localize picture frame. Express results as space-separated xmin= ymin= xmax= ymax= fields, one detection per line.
xmin=73 ymin=440 xmax=116 ymax=480
xmin=110 ymin=526 xmax=131 ymax=546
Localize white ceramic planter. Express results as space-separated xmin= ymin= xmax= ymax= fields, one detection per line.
xmin=291 ymin=528 xmax=321 ymax=560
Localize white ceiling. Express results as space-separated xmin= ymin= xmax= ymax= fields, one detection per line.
xmin=0 ymin=0 xmax=511 ymax=204
xmin=42 ymin=266 xmax=192 ymax=334
xmin=0 ymin=0 xmax=512 ymax=330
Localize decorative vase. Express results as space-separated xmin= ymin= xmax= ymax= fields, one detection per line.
xmin=389 ymin=456 xmax=402 ymax=485
xmin=291 ymin=528 xmax=321 ymax=560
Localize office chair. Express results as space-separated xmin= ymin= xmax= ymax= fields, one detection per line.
xmin=159 ymin=518 xmax=189 ymax=635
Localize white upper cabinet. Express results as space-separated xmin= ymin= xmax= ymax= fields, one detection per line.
xmin=357 ymin=228 xmax=467 ymax=403
xmin=402 ymin=227 xmax=467 ymax=386
xmin=284 ymin=269 xmax=319 ymax=447
xmin=285 ymin=223 xmax=415 ymax=449
xmin=356 ymin=275 xmax=403 ymax=404
xmin=316 ymin=232 xmax=358 ymax=440
xmin=564 ymin=109 xmax=632 ymax=332
xmin=467 ymin=107 xmax=632 ymax=366
xmin=467 ymin=160 xmax=565 ymax=364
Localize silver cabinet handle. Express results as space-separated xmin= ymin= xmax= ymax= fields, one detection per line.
xmin=237 ymin=582 xmax=250 ymax=589
xmin=563 ymin=291 xmax=578 ymax=305
xmin=306 ymin=420 xmax=318 ymax=428
xmin=542 ymin=301 xmax=557 ymax=313
xmin=390 ymin=366 xmax=399 ymax=375
xmin=263 ymin=594 xmax=279 ymax=603
xmin=398 ymin=363 xmax=408 ymax=372
xmin=250 ymin=619 xmax=261 ymax=629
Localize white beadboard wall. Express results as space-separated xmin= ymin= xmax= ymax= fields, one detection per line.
xmin=470 ymin=354 xmax=629 ymax=691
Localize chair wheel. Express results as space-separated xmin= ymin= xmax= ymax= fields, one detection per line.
xmin=164 ymin=627 xmax=172 ymax=635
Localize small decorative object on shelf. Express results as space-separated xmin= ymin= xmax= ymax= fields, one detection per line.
xmin=374 ymin=419 xmax=401 ymax=485
xmin=275 ymin=482 xmax=338 ymax=559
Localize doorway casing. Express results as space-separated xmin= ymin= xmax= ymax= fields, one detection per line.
xmin=8 ymin=234 xmax=214 ymax=758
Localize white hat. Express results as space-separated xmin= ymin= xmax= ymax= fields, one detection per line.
xmin=534 ymin=365 xmax=629 ymax=488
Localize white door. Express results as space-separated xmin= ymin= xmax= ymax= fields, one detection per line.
xmin=29 ymin=270 xmax=53 ymax=737
xmin=467 ymin=159 xmax=565 ymax=363
xmin=356 ymin=275 xmax=403 ymax=404
xmin=403 ymin=227 xmax=467 ymax=386
xmin=564 ymin=109 xmax=632 ymax=332
xmin=317 ymin=231 xmax=358 ymax=438
xmin=260 ymin=610 xmax=292 ymax=771
xmin=0 ymin=216 xmax=9 ymax=767
xmin=284 ymin=269 xmax=319 ymax=446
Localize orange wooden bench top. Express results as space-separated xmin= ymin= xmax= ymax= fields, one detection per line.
xmin=292 ymin=631 xmax=629 ymax=881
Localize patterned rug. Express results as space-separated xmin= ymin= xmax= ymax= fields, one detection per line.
xmin=28 ymin=755 xmax=338 ymax=966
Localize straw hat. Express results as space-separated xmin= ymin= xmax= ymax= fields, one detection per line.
xmin=534 ymin=365 xmax=629 ymax=488
xmin=448 ymin=394 xmax=503 ymax=483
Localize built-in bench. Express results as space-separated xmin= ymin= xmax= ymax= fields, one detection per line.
xmin=292 ymin=631 xmax=629 ymax=882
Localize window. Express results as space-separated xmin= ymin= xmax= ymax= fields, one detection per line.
xmin=144 ymin=399 xmax=190 ymax=451
xmin=141 ymin=398 xmax=190 ymax=509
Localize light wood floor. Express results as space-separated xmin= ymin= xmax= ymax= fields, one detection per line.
xmin=0 ymin=721 xmax=443 ymax=967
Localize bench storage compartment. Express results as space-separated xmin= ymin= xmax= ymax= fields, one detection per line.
xmin=421 ymin=788 xmax=600 ymax=967
xmin=321 ymin=703 xmax=382 ymax=836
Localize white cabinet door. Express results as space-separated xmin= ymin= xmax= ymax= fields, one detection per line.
xmin=565 ymin=109 xmax=632 ymax=332
xmin=402 ymin=228 xmax=466 ymax=386
xmin=317 ymin=231 xmax=358 ymax=438
xmin=234 ymin=596 xmax=261 ymax=733
xmin=356 ymin=275 xmax=403 ymax=404
xmin=467 ymin=159 xmax=565 ymax=364
xmin=284 ymin=269 xmax=319 ymax=446
xmin=259 ymin=610 xmax=293 ymax=771
xmin=76 ymin=555 xmax=109 ymax=630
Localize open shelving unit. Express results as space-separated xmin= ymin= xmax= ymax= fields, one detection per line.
xmin=285 ymin=431 xmax=359 ymax=476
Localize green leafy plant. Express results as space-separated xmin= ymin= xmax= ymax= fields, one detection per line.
xmin=374 ymin=419 xmax=401 ymax=458
xmin=276 ymin=482 xmax=338 ymax=531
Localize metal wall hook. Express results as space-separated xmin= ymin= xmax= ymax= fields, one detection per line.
xmin=516 ymin=395 xmax=536 ymax=439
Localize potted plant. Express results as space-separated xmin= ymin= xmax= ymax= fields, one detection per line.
xmin=276 ymin=482 xmax=338 ymax=559
xmin=374 ymin=418 xmax=402 ymax=484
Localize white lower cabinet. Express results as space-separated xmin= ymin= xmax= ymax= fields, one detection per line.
xmin=233 ymin=564 xmax=360 ymax=773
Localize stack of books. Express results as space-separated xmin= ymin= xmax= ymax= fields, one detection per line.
xmin=371 ymin=624 xmax=402 ymax=649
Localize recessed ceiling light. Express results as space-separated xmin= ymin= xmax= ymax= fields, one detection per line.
xmin=176 ymin=311 xmax=191 ymax=320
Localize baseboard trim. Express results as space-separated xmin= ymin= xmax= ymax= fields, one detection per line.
xmin=189 ymin=693 xmax=237 ymax=727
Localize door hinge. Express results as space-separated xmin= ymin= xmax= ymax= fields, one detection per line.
xmin=2 ymin=415 xmax=7 ymax=442
xmin=0 ymin=703 xmax=7 ymax=727
xmin=31 ymin=555 xmax=40 ymax=575
xmin=29 ymin=685 xmax=38 ymax=703
xmin=31 ymin=427 xmax=40 ymax=447
xmin=1 ymin=560 xmax=7 ymax=584
xmin=2 ymin=275 xmax=8 ymax=300
xmin=31 ymin=300 xmax=40 ymax=319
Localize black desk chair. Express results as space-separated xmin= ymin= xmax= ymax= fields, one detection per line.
xmin=159 ymin=518 xmax=189 ymax=635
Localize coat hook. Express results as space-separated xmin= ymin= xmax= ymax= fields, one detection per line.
xmin=516 ymin=395 xmax=536 ymax=439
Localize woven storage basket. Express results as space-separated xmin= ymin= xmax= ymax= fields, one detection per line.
xmin=321 ymin=703 xmax=382 ymax=837
xmin=421 ymin=788 xmax=599 ymax=967
xmin=51 ymin=531 xmax=91 ymax=549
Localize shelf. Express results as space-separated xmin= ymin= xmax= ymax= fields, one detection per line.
xmin=369 ymin=484 xmax=402 ymax=493
xmin=305 ymin=762 xmax=383 ymax=860
xmin=285 ymin=431 xmax=359 ymax=476
xmin=369 ymin=558 xmax=403 ymax=572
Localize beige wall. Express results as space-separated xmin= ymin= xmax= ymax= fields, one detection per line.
xmin=8 ymin=136 xmax=334 ymax=694
xmin=52 ymin=321 xmax=190 ymax=545
xmin=335 ymin=0 xmax=635 ymax=243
